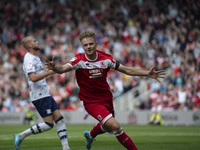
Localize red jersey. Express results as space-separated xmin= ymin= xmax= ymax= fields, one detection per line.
xmin=68 ymin=50 xmax=118 ymax=103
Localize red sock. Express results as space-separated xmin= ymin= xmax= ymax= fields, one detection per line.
xmin=90 ymin=122 xmax=105 ymax=138
xmin=116 ymin=131 xmax=138 ymax=150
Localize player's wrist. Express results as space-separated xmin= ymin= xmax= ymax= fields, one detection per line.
xmin=52 ymin=65 xmax=59 ymax=73
xmin=49 ymin=70 xmax=55 ymax=74
xmin=51 ymin=63 xmax=55 ymax=70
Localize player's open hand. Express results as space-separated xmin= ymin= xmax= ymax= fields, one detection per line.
xmin=148 ymin=67 xmax=165 ymax=83
xmin=45 ymin=56 xmax=55 ymax=71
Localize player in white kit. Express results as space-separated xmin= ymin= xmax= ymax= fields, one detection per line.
xmin=14 ymin=36 xmax=71 ymax=150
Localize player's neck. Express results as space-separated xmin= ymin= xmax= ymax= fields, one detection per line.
xmin=85 ymin=53 xmax=97 ymax=61
xmin=29 ymin=49 xmax=40 ymax=56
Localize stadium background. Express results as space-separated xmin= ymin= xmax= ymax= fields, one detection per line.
xmin=0 ymin=0 xmax=200 ymax=119
xmin=0 ymin=0 xmax=200 ymax=149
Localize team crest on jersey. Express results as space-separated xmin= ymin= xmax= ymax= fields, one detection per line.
xmin=100 ymin=61 xmax=106 ymax=68
xmin=27 ymin=63 xmax=32 ymax=69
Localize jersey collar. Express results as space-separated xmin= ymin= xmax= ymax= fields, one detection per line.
xmin=85 ymin=52 xmax=98 ymax=61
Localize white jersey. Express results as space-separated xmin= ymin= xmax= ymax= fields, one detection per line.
xmin=23 ymin=52 xmax=50 ymax=101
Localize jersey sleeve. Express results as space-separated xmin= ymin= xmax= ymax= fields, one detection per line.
xmin=67 ymin=54 xmax=82 ymax=70
xmin=24 ymin=57 xmax=36 ymax=75
xmin=108 ymin=56 xmax=120 ymax=70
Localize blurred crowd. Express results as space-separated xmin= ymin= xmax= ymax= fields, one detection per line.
xmin=0 ymin=0 xmax=200 ymax=113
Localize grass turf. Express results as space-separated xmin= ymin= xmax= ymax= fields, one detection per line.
xmin=0 ymin=124 xmax=200 ymax=150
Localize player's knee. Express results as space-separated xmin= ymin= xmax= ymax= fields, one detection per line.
xmin=45 ymin=122 xmax=54 ymax=129
xmin=111 ymin=122 xmax=121 ymax=131
xmin=55 ymin=116 xmax=64 ymax=124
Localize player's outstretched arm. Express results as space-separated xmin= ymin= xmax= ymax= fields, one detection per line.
xmin=117 ymin=64 xmax=165 ymax=83
xmin=45 ymin=56 xmax=72 ymax=74
xmin=29 ymin=70 xmax=54 ymax=82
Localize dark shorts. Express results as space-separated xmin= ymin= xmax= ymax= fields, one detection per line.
xmin=32 ymin=96 xmax=59 ymax=118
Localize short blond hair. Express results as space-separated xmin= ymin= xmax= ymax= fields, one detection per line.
xmin=22 ymin=36 xmax=33 ymax=50
xmin=79 ymin=30 xmax=96 ymax=42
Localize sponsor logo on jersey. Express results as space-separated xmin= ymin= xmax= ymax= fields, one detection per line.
xmin=89 ymin=69 xmax=102 ymax=74
xmin=85 ymin=62 xmax=92 ymax=68
xmin=89 ymin=69 xmax=103 ymax=78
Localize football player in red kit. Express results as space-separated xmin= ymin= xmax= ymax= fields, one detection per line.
xmin=45 ymin=30 xmax=165 ymax=150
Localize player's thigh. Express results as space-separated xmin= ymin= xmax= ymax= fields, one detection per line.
xmin=43 ymin=109 xmax=62 ymax=123
xmin=43 ymin=115 xmax=54 ymax=124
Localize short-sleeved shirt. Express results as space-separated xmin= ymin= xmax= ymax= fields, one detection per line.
xmin=23 ymin=52 xmax=50 ymax=101
xmin=68 ymin=50 xmax=118 ymax=104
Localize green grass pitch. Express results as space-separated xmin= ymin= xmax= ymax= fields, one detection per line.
xmin=0 ymin=124 xmax=200 ymax=150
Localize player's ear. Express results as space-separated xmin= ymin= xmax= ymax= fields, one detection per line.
xmin=27 ymin=42 xmax=32 ymax=49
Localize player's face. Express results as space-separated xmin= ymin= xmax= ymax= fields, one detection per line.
xmin=30 ymin=37 xmax=40 ymax=51
xmin=81 ymin=37 xmax=97 ymax=59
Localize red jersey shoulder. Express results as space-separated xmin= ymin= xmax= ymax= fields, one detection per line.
xmin=69 ymin=53 xmax=85 ymax=65
xmin=97 ymin=50 xmax=116 ymax=63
